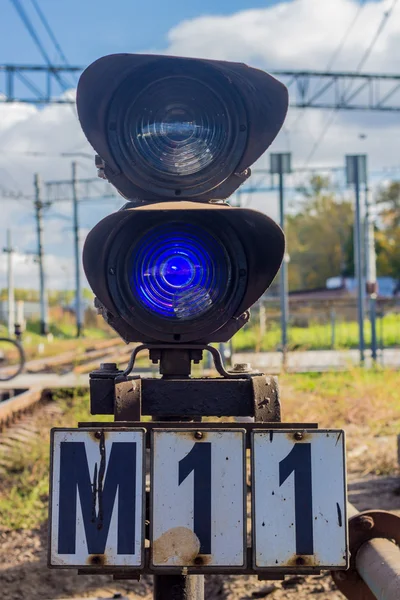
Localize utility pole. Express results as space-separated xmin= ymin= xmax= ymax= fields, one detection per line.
xmin=72 ymin=162 xmax=83 ymax=337
xmin=270 ymin=153 xmax=291 ymax=368
xmin=346 ymin=155 xmax=367 ymax=364
xmin=364 ymin=183 xmax=378 ymax=362
xmin=3 ymin=229 xmax=15 ymax=336
xmin=34 ymin=174 xmax=49 ymax=335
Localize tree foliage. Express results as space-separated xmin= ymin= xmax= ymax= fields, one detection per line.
xmin=375 ymin=181 xmax=400 ymax=279
xmin=286 ymin=176 xmax=353 ymax=290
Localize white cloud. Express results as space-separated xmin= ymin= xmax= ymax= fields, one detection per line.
xmin=1 ymin=0 xmax=400 ymax=290
xmin=162 ymin=0 xmax=400 ymax=72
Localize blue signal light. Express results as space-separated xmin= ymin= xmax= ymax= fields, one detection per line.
xmin=130 ymin=223 xmax=232 ymax=320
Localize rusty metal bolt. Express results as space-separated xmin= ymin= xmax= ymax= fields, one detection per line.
xmin=296 ymin=556 xmax=305 ymax=565
xmin=194 ymin=431 xmax=203 ymax=440
xmin=94 ymin=430 xmax=102 ymax=440
xmin=194 ymin=556 xmax=203 ymax=565
xmin=356 ymin=515 xmax=375 ymax=531
xmin=294 ymin=431 xmax=303 ymax=441
xmin=334 ymin=571 xmax=347 ymax=582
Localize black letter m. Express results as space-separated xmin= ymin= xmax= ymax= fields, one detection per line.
xmin=57 ymin=441 xmax=136 ymax=555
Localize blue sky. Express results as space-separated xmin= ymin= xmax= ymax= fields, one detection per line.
xmin=0 ymin=0 xmax=282 ymax=66
xmin=0 ymin=0 xmax=399 ymax=289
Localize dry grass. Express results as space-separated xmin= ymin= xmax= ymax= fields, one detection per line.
xmin=279 ymin=368 xmax=400 ymax=476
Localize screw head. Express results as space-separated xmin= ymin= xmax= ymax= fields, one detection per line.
xmin=194 ymin=431 xmax=203 ymax=440
xmin=95 ymin=431 xmax=102 ymax=439
xmin=357 ymin=515 xmax=374 ymax=531
xmin=294 ymin=431 xmax=303 ymax=441
xmin=335 ymin=571 xmax=347 ymax=582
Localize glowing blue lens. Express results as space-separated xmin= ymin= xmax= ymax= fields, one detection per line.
xmin=130 ymin=223 xmax=231 ymax=320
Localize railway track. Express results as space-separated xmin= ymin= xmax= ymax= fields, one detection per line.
xmin=0 ymin=338 xmax=133 ymax=431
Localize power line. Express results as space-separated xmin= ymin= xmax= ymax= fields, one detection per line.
xmin=326 ymin=1 xmax=367 ymax=72
xmin=304 ymin=0 xmax=399 ymax=166
xmin=289 ymin=0 xmax=366 ymax=142
xmin=356 ymin=0 xmax=399 ymax=72
xmin=9 ymin=0 xmax=70 ymax=91
xmin=30 ymin=0 xmax=77 ymax=87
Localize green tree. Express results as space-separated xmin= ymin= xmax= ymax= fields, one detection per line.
xmin=375 ymin=182 xmax=400 ymax=279
xmin=287 ymin=176 xmax=354 ymax=290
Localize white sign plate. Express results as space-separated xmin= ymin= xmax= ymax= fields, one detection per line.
xmin=252 ymin=429 xmax=348 ymax=569
xmin=151 ymin=429 xmax=246 ymax=568
xmin=49 ymin=428 xmax=145 ymax=567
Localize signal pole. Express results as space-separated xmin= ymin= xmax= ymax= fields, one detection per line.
xmin=364 ymin=183 xmax=378 ymax=362
xmin=34 ymin=174 xmax=49 ymax=335
xmin=72 ymin=162 xmax=83 ymax=337
xmin=270 ymin=153 xmax=291 ymax=368
xmin=346 ymin=155 xmax=367 ymax=364
xmin=3 ymin=230 xmax=15 ymax=336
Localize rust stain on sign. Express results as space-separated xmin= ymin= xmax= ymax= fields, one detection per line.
xmin=285 ymin=554 xmax=318 ymax=567
xmin=153 ymin=527 xmax=201 ymax=565
xmin=86 ymin=553 xmax=107 ymax=566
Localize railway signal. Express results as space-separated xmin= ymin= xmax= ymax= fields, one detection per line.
xmin=48 ymin=54 xmax=348 ymax=600
xmin=77 ymin=53 xmax=287 ymax=345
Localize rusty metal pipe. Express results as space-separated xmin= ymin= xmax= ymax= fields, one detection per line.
xmin=356 ymin=538 xmax=400 ymax=600
xmin=335 ymin=503 xmax=400 ymax=600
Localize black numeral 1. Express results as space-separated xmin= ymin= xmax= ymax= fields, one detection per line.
xmin=178 ymin=442 xmax=212 ymax=554
xmin=279 ymin=443 xmax=314 ymax=555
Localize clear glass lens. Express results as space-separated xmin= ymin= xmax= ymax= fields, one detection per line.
xmin=130 ymin=223 xmax=231 ymax=321
xmin=128 ymin=78 xmax=228 ymax=176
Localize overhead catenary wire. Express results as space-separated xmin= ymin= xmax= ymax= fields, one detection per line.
xmin=9 ymin=0 xmax=77 ymax=117
xmin=9 ymin=0 xmax=70 ymax=91
xmin=288 ymin=0 xmax=367 ymax=140
xmin=30 ymin=0 xmax=77 ymax=88
xmin=303 ymin=0 xmax=399 ymax=166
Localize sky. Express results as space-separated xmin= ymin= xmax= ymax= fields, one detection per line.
xmin=0 ymin=0 xmax=399 ymax=290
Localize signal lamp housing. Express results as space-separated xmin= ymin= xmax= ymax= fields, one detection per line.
xmin=77 ymin=53 xmax=288 ymax=201
xmin=83 ymin=202 xmax=284 ymax=344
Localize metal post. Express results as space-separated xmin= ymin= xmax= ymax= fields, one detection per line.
xmin=364 ymin=184 xmax=378 ymax=362
xmin=153 ymin=574 xmax=204 ymax=600
xmin=330 ymin=308 xmax=336 ymax=349
xmin=72 ymin=162 xmax=83 ymax=337
xmin=4 ymin=230 xmax=15 ymax=336
xmin=278 ymin=163 xmax=289 ymax=366
xmin=259 ymin=300 xmax=266 ymax=339
xmin=34 ymin=174 xmax=48 ymax=335
xmin=353 ymin=158 xmax=365 ymax=363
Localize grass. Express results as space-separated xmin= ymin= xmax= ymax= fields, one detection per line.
xmin=233 ymin=312 xmax=400 ymax=352
xmin=0 ymin=391 xmax=109 ymax=530
xmin=0 ymin=320 xmax=114 ymax=364
xmin=0 ymin=369 xmax=399 ymax=530
xmin=279 ymin=368 xmax=400 ymax=436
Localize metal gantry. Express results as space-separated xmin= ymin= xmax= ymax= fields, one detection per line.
xmin=2 ymin=65 xmax=400 ymax=111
